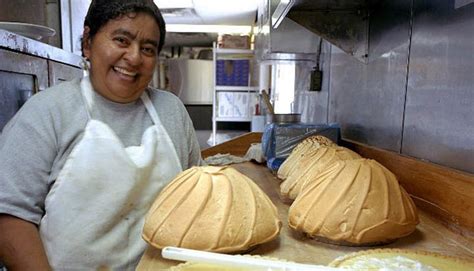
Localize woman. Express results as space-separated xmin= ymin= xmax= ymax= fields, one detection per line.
xmin=0 ymin=0 xmax=202 ymax=269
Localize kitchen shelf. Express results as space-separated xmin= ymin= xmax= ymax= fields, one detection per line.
xmin=215 ymin=117 xmax=253 ymax=122
xmin=215 ymin=48 xmax=254 ymax=55
xmin=211 ymin=42 xmax=258 ymax=146
xmin=215 ymin=86 xmax=259 ymax=92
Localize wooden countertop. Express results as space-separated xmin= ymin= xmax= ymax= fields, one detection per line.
xmin=137 ymin=162 xmax=474 ymax=270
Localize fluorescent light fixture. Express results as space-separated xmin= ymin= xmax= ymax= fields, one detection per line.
xmin=153 ymin=0 xmax=194 ymax=9
xmin=161 ymin=8 xmax=197 ymax=17
xmin=194 ymin=0 xmax=258 ymax=14
xmin=166 ymin=24 xmax=253 ymax=34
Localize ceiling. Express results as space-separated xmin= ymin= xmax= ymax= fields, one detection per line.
xmin=155 ymin=0 xmax=258 ymax=47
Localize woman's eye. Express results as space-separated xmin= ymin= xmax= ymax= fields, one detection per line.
xmin=114 ymin=37 xmax=128 ymax=45
xmin=142 ymin=47 xmax=156 ymax=56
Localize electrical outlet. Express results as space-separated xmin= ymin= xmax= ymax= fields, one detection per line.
xmin=310 ymin=69 xmax=322 ymax=91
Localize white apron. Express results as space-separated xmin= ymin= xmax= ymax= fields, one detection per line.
xmin=39 ymin=77 xmax=182 ymax=270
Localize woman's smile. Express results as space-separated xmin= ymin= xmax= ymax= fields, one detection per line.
xmin=113 ymin=66 xmax=138 ymax=78
xmin=112 ymin=66 xmax=139 ymax=83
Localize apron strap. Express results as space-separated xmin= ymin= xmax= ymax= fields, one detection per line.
xmin=140 ymin=90 xmax=162 ymax=127
xmin=79 ymin=76 xmax=94 ymax=120
xmin=80 ymin=76 xmax=162 ymax=127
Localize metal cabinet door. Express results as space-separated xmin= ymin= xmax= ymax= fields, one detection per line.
xmin=0 ymin=71 xmax=35 ymax=131
xmin=0 ymin=49 xmax=48 ymax=131
xmin=48 ymin=60 xmax=83 ymax=87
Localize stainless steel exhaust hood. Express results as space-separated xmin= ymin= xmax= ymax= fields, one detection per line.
xmin=271 ymin=0 xmax=295 ymax=28
xmin=256 ymin=0 xmax=321 ymax=62
xmin=283 ymin=0 xmax=384 ymax=63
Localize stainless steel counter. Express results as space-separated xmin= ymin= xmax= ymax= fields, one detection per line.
xmin=0 ymin=29 xmax=82 ymax=67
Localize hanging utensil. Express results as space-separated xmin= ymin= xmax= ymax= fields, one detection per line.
xmin=261 ymin=89 xmax=274 ymax=115
xmin=261 ymin=89 xmax=301 ymax=124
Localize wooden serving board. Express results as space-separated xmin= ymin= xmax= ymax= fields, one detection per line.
xmin=136 ymin=162 xmax=474 ymax=270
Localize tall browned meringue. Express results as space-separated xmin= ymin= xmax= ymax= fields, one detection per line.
xmin=142 ymin=166 xmax=282 ymax=253
xmin=280 ymin=146 xmax=361 ymax=201
xmin=288 ymin=159 xmax=419 ymax=246
xmin=277 ymin=135 xmax=336 ymax=180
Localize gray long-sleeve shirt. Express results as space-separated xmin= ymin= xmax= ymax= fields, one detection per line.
xmin=0 ymin=78 xmax=201 ymax=224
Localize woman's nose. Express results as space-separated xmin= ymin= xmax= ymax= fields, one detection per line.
xmin=124 ymin=44 xmax=142 ymax=65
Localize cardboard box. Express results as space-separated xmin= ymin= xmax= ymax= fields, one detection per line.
xmin=218 ymin=35 xmax=251 ymax=49
xmin=217 ymin=92 xmax=234 ymax=117
xmin=217 ymin=92 xmax=258 ymax=119
xmin=216 ymin=60 xmax=250 ymax=86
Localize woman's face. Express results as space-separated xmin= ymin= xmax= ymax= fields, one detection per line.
xmin=83 ymin=12 xmax=160 ymax=103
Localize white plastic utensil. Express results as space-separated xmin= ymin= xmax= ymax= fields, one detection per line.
xmin=162 ymin=246 xmax=343 ymax=271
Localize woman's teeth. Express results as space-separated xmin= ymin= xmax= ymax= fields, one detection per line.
xmin=114 ymin=67 xmax=137 ymax=77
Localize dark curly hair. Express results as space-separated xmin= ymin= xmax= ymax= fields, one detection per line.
xmin=82 ymin=0 xmax=166 ymax=54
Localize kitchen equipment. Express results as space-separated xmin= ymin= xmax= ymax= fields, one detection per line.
xmin=0 ymin=22 xmax=55 ymax=41
xmin=260 ymin=89 xmax=275 ymax=114
xmin=271 ymin=0 xmax=295 ymax=28
xmin=162 ymin=246 xmax=340 ymax=270
xmin=0 ymin=72 xmax=37 ymax=132
xmin=271 ymin=113 xmax=301 ymax=124
xmin=166 ymin=59 xmax=213 ymax=105
xmin=261 ymin=90 xmax=301 ymax=124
